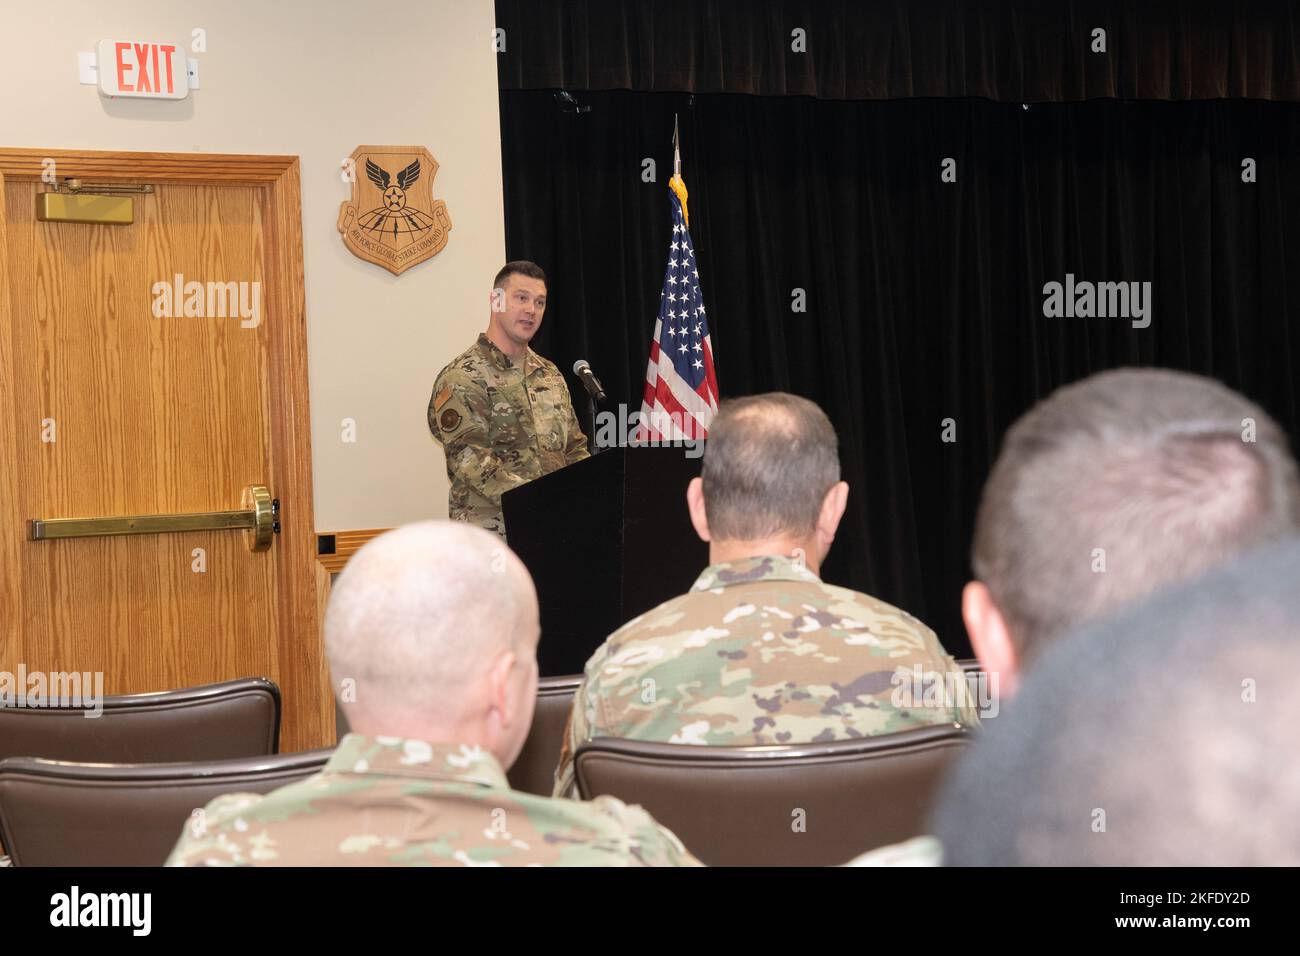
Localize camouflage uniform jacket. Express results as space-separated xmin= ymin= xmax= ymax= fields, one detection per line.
xmin=554 ymin=554 xmax=980 ymax=797
xmin=166 ymin=734 xmax=699 ymax=867
xmin=429 ymin=333 xmax=589 ymax=536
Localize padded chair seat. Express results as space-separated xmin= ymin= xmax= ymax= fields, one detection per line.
xmin=506 ymin=675 xmax=583 ymax=796
xmin=0 ymin=677 xmax=282 ymax=764
xmin=576 ymin=723 xmax=970 ymax=866
xmin=0 ymin=748 xmax=332 ymax=866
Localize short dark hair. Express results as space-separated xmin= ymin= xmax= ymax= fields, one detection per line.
xmin=702 ymin=392 xmax=840 ymax=540
xmin=493 ymin=260 xmax=546 ymax=292
xmin=972 ymin=368 xmax=1300 ymax=661
xmin=934 ymin=535 xmax=1300 ymax=865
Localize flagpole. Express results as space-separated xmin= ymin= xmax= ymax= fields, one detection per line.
xmin=673 ymin=114 xmax=681 ymax=177
xmin=670 ymin=113 xmax=688 ymax=225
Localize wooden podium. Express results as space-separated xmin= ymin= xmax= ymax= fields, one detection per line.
xmin=502 ymin=446 xmax=708 ymax=676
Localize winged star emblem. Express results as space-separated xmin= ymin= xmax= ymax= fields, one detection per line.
xmin=338 ymin=146 xmax=453 ymax=275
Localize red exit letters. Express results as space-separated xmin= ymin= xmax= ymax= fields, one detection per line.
xmin=96 ymin=39 xmax=188 ymax=100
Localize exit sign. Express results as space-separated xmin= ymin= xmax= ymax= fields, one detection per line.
xmin=96 ymin=39 xmax=188 ymax=99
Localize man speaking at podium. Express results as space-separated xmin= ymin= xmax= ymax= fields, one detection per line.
xmin=428 ymin=261 xmax=589 ymax=538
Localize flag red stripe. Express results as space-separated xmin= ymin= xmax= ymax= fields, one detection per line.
xmin=652 ymin=378 xmax=710 ymax=438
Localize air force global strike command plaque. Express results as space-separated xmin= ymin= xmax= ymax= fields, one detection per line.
xmin=338 ymin=145 xmax=452 ymax=275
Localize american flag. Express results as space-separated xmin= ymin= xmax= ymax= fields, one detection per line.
xmin=636 ymin=171 xmax=719 ymax=441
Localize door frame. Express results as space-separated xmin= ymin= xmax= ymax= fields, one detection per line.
xmin=0 ymin=148 xmax=329 ymax=750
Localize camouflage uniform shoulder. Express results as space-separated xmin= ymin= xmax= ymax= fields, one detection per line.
xmin=816 ymin=580 xmax=941 ymax=636
xmin=187 ymin=789 xmax=272 ymax=832
xmin=435 ymin=339 xmax=493 ymax=384
xmin=526 ymin=347 xmax=563 ymax=375
xmin=168 ymin=736 xmax=699 ymax=867
xmin=569 ymin=555 xmax=980 ymax=751
xmin=508 ymin=789 xmax=701 ymax=866
xmin=586 ymin=590 xmax=700 ymax=662
xmin=192 ymin=773 xmax=336 ymax=831
xmin=164 ymin=773 xmax=331 ymax=866
xmin=430 ymin=340 xmax=495 ymax=447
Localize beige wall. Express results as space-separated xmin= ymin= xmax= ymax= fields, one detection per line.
xmin=0 ymin=0 xmax=504 ymax=531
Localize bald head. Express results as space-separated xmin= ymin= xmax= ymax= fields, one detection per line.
xmin=325 ymin=521 xmax=539 ymax=758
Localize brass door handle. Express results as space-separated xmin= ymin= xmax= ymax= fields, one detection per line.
xmin=29 ymin=484 xmax=279 ymax=552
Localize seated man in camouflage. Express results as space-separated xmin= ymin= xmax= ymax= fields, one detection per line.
xmin=168 ymin=522 xmax=697 ymax=867
xmin=554 ymin=392 xmax=978 ymax=798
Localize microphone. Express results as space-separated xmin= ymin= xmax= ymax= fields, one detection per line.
xmin=572 ymin=359 xmax=607 ymax=403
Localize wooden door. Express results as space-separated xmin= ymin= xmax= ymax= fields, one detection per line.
xmin=0 ymin=149 xmax=330 ymax=751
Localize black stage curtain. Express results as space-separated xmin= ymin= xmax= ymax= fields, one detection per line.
xmin=497 ymin=0 xmax=1300 ymax=102
xmin=502 ymin=91 xmax=1300 ymax=655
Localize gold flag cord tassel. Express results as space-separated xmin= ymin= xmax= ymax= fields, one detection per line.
xmin=669 ymin=173 xmax=689 ymax=227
